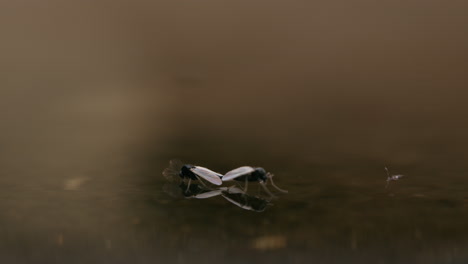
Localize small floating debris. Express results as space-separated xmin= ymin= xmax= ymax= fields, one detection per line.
xmin=105 ymin=239 xmax=112 ymax=249
xmin=251 ymin=235 xmax=287 ymax=250
xmin=64 ymin=177 xmax=88 ymax=190
xmin=385 ymin=167 xmax=404 ymax=188
xmin=56 ymin=233 xmax=64 ymax=246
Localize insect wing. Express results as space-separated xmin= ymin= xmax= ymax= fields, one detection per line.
xmin=162 ymin=159 xmax=184 ymax=181
xmin=162 ymin=168 xmax=176 ymax=182
xmin=222 ymin=166 xmax=255 ymax=181
xmin=191 ymin=166 xmax=223 ymax=185
xmin=169 ymin=159 xmax=184 ymax=168
xmin=225 ymin=186 xmax=245 ymax=194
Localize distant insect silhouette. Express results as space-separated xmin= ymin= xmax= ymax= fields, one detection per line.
xmin=222 ymin=166 xmax=288 ymax=196
xmin=162 ymin=159 xmax=222 ymax=192
xmin=385 ymin=167 xmax=404 ymax=188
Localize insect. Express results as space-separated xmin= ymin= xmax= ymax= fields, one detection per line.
xmin=162 ymin=159 xmax=222 ymax=192
xmin=222 ymin=166 xmax=288 ymax=196
xmin=385 ymin=167 xmax=404 ymax=188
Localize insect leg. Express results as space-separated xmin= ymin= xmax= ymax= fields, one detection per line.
xmin=195 ymin=175 xmax=209 ymax=188
xmin=259 ymin=181 xmax=275 ymax=198
xmin=185 ymin=179 xmax=192 ymax=193
xmin=235 ymin=181 xmax=243 ymax=189
xmin=244 ymin=176 xmax=249 ymax=193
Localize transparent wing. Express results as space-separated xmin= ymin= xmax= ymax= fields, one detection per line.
xmin=162 ymin=168 xmax=176 ymax=182
xmin=222 ymin=166 xmax=255 ymax=181
xmin=162 ymin=159 xmax=184 ymax=181
xmin=169 ymin=159 xmax=184 ymax=170
xmin=225 ymin=186 xmax=245 ymax=194
xmin=191 ymin=166 xmax=223 ymax=185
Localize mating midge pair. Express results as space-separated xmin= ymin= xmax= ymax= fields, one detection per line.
xmin=162 ymin=159 xmax=288 ymax=196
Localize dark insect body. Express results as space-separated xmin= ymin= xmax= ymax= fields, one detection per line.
xmin=179 ymin=164 xmax=198 ymax=180
xmin=222 ymin=166 xmax=288 ymax=196
xmin=163 ymin=160 xmax=222 ymax=192
xmin=231 ymin=167 xmax=269 ymax=182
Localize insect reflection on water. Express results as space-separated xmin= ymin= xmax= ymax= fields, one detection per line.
xmin=162 ymin=182 xmax=272 ymax=212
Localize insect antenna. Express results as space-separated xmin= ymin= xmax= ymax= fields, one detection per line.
xmin=267 ymin=173 xmax=288 ymax=193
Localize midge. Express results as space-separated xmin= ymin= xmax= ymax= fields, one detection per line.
xmin=222 ymin=166 xmax=288 ymax=196
xmin=385 ymin=167 xmax=404 ymax=188
xmin=163 ymin=159 xmax=222 ymax=192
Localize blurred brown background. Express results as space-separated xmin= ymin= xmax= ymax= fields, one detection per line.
xmin=1 ymin=0 xmax=468 ymax=166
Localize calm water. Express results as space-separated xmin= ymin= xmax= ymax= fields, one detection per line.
xmin=1 ymin=106 xmax=467 ymax=264
xmin=1 ymin=1 xmax=468 ymax=263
